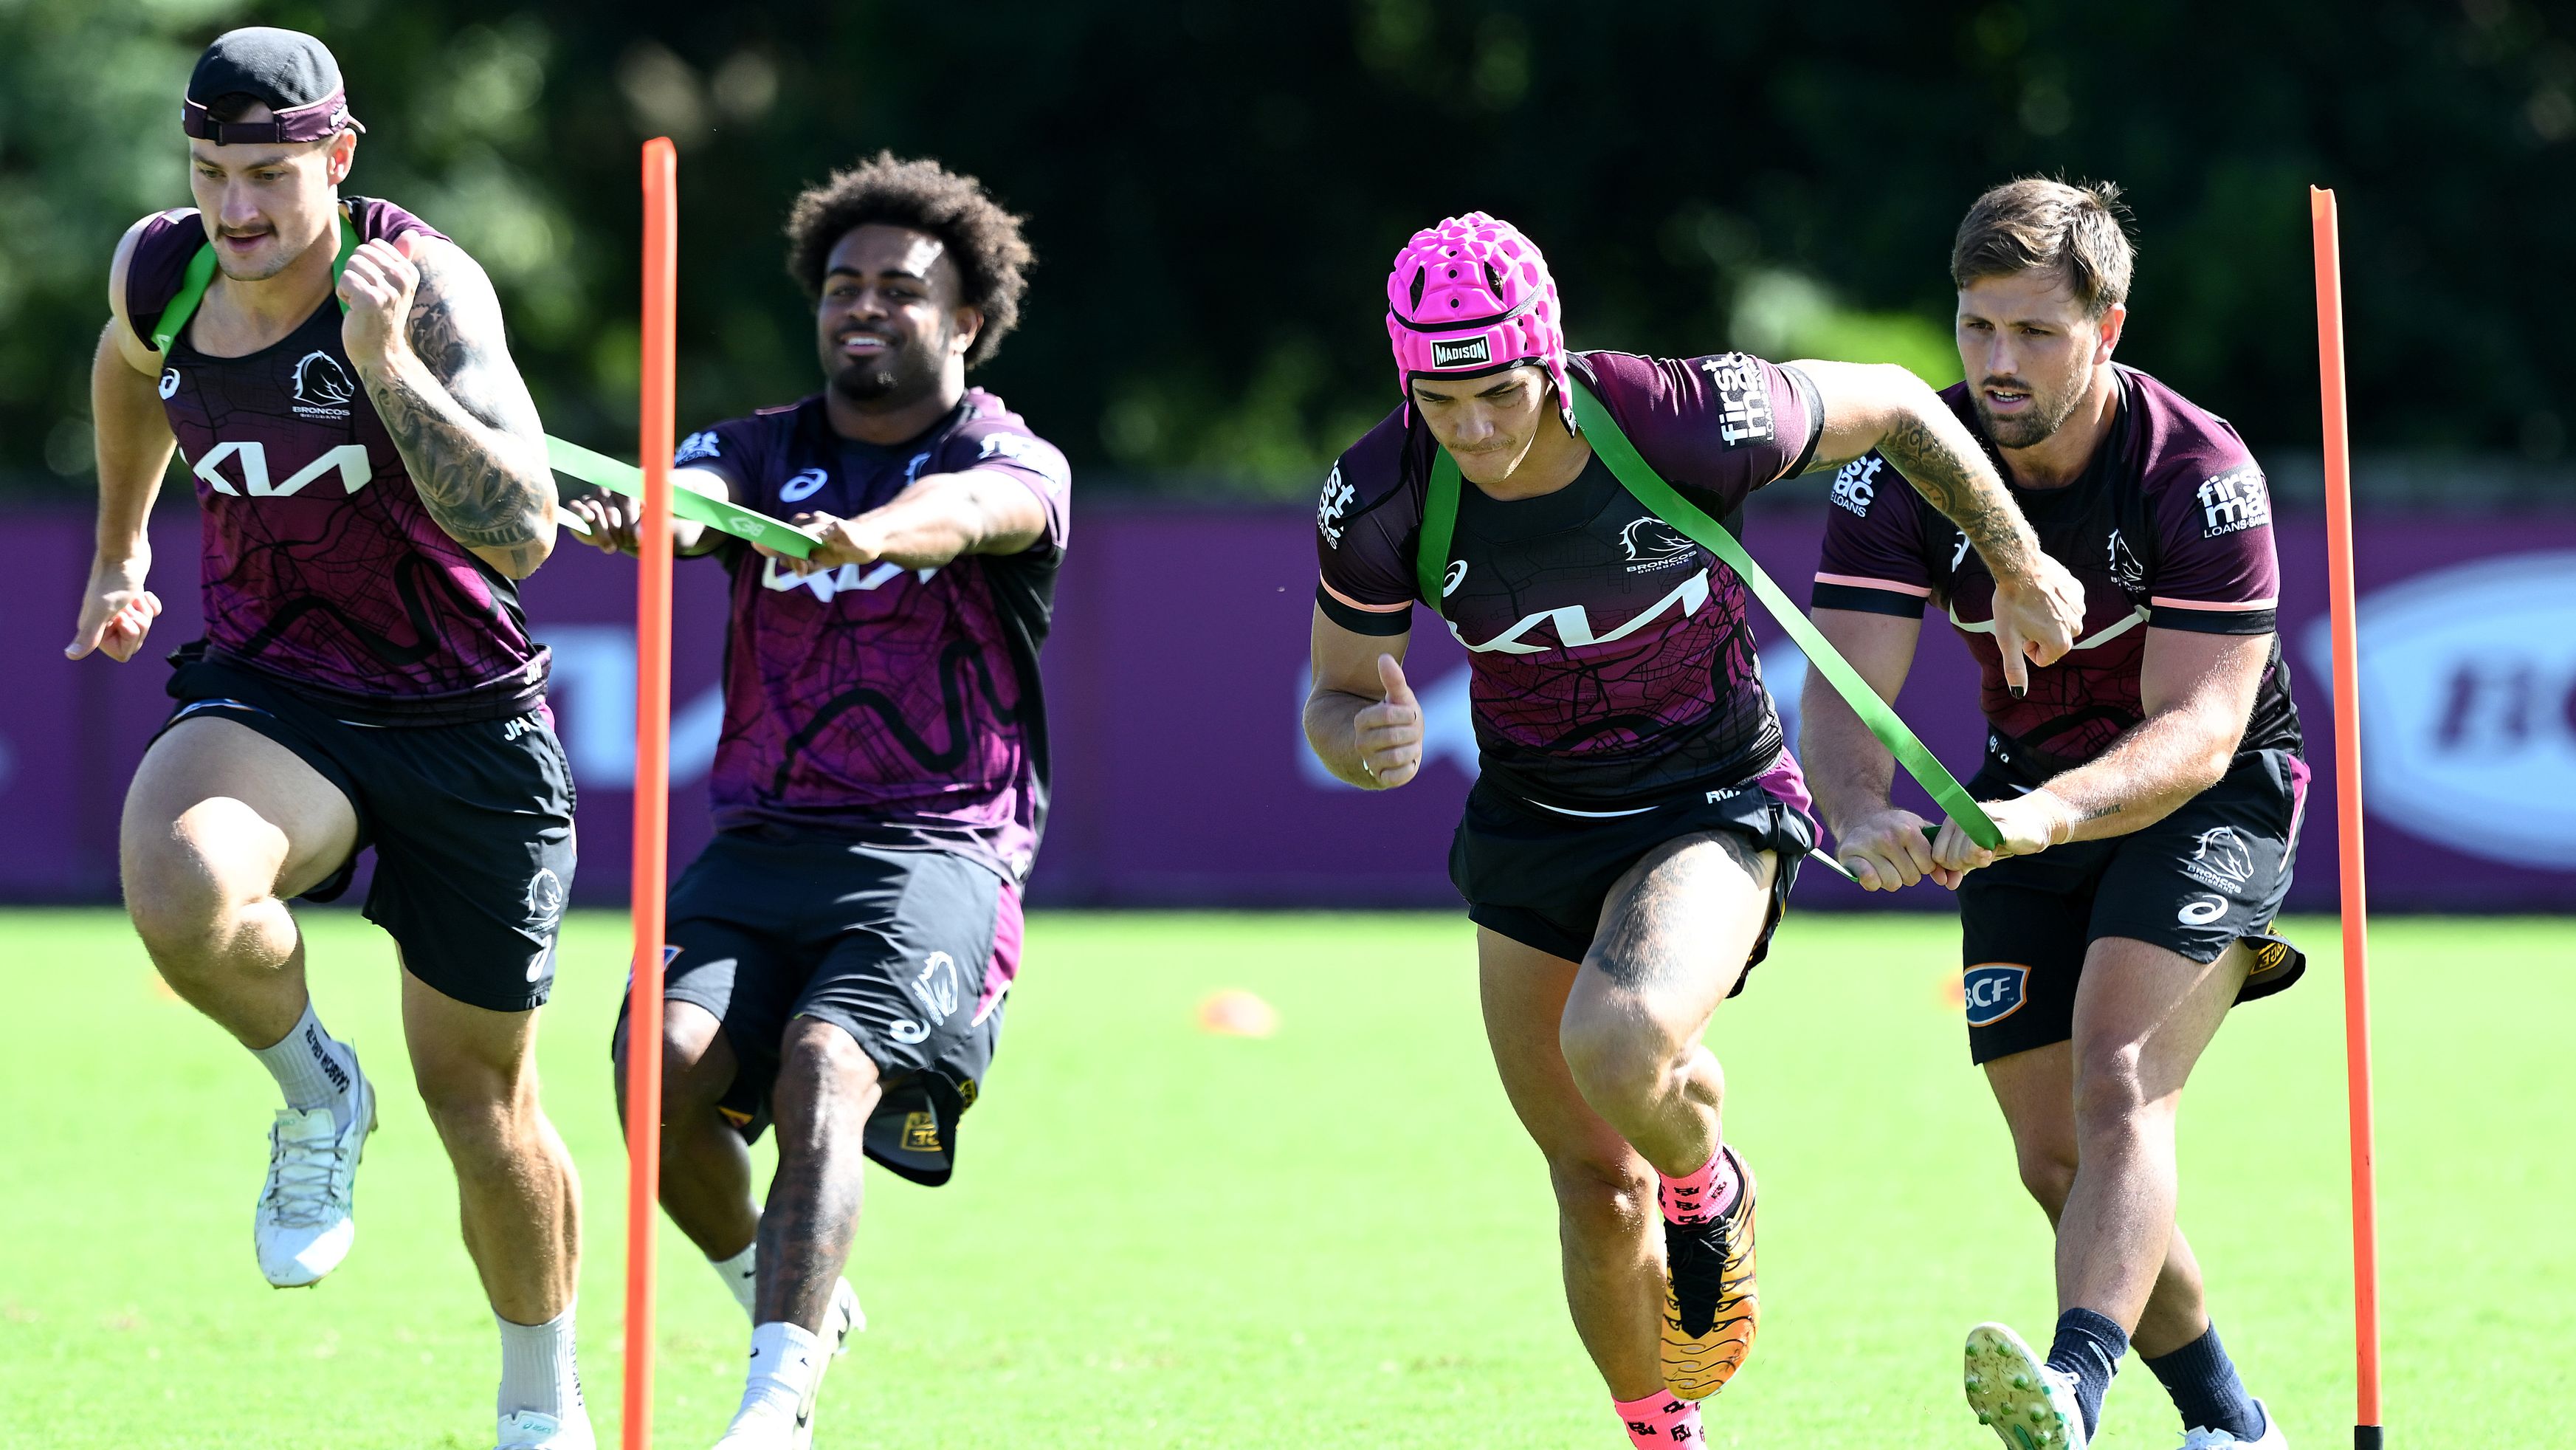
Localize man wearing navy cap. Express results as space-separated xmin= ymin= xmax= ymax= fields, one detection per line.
xmin=69 ymin=27 xmax=587 ymax=1450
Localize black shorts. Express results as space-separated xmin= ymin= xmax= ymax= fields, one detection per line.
xmin=1957 ymin=747 xmax=2311 ymax=1065
xmin=159 ymin=650 xmax=576 ymax=1013
xmin=1449 ymin=762 xmax=1818 ymax=989
xmin=621 ymin=827 xmax=1022 ymax=1186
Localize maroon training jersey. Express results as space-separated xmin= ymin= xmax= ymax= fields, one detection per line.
xmin=129 ymin=196 xmax=547 ymax=723
xmin=1316 ymin=350 xmax=1822 ymax=810
xmin=677 ymin=392 xmax=1070 ymax=883
xmin=1812 ymin=363 xmax=2301 ymax=781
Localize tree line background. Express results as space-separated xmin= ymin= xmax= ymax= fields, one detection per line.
xmin=1 ymin=0 xmax=2569 ymax=501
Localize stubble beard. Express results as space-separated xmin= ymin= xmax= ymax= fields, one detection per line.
xmin=1975 ymin=373 xmax=2088 ymax=450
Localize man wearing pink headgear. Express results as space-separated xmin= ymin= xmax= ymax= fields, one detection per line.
xmin=1304 ymin=213 xmax=2084 ymax=1447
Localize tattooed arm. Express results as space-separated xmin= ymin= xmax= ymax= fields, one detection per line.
xmin=1791 ymin=359 xmax=2084 ymax=691
xmin=340 ymin=232 xmax=557 ymax=578
xmin=1931 ymin=628 xmax=2271 ymax=872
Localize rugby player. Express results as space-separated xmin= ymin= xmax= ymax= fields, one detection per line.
xmin=65 ymin=28 xmax=586 ymax=1450
xmin=1304 ymin=213 xmax=2086 ymax=1448
xmin=1800 ymin=179 xmax=2302 ymax=1449
xmin=568 ymin=154 xmax=1064 ymax=1450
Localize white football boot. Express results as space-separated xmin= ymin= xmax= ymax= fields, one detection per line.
xmin=1965 ymin=1321 xmax=2088 ymax=1450
xmin=2179 ymin=1400 xmax=2287 ymax=1449
xmin=496 ymin=1409 xmax=596 ymax=1450
xmin=253 ymin=1050 xmax=375 ymax=1287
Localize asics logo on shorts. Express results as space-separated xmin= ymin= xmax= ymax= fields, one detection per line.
xmin=1962 ymin=963 xmax=2029 ymax=1026
xmin=2178 ymin=894 xmax=2229 ymax=926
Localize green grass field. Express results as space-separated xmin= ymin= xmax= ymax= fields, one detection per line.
xmin=0 ymin=908 xmax=2566 ymax=1448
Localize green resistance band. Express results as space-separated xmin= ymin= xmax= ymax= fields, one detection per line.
xmin=146 ymin=215 xmax=815 ymax=560
xmin=543 ymin=437 xmax=815 ymax=559
xmin=1414 ymin=375 xmax=2001 ymax=851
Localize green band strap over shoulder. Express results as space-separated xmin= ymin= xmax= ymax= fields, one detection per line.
xmin=1416 ymin=375 xmax=2000 ymax=850
xmin=145 ymin=213 xmax=813 ymax=558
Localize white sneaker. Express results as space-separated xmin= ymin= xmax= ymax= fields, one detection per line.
xmin=825 ymin=1277 xmax=865 ymax=1353
xmin=2180 ymin=1400 xmax=2287 ymax=1449
xmin=710 ymin=1398 xmax=806 ymax=1450
xmin=495 ymin=1408 xmax=595 ymax=1449
xmin=254 ymin=1054 xmax=375 ymax=1288
xmin=1965 ymin=1321 xmax=2088 ymax=1449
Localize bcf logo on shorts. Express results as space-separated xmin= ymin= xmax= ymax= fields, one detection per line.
xmin=1963 ymin=963 xmax=2031 ymax=1027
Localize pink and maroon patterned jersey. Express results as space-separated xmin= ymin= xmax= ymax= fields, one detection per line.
xmin=678 ymin=392 xmax=1070 ymax=882
xmin=1315 ymin=350 xmax=1822 ymax=810
xmin=1813 ymin=363 xmax=2301 ymax=780
xmin=130 ymin=197 xmax=548 ymax=722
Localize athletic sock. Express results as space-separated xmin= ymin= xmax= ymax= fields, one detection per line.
xmin=2045 ymin=1307 xmax=2129 ymax=1437
xmin=1657 ymin=1146 xmax=1742 ymax=1226
xmin=2143 ymin=1322 xmax=2266 ymax=1440
xmin=1613 ymin=1389 xmax=1704 ymax=1448
xmin=496 ymin=1301 xmax=584 ymax=1420
xmin=737 ymin=1320 xmax=822 ymax=1421
xmin=710 ymin=1241 xmax=760 ymax=1319
xmin=250 ymin=1001 xmax=359 ymax=1132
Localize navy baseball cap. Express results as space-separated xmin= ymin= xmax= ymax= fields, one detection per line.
xmin=182 ymin=27 xmax=364 ymax=145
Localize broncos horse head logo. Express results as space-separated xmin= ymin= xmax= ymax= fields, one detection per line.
xmin=292 ymin=351 xmax=357 ymax=408
xmin=2190 ymin=827 xmax=2256 ymax=888
xmin=1621 ymin=517 xmax=1694 ymax=566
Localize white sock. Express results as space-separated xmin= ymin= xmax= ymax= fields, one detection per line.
xmin=249 ymin=1002 xmax=359 ymax=1131
xmin=737 ymin=1321 xmax=821 ymax=1420
xmin=711 ymin=1241 xmax=759 ymax=1319
xmin=497 ymin=1301 xmax=584 ymax=1420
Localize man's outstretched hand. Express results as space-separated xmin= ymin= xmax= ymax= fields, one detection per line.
xmin=1352 ymin=653 xmax=1424 ymax=788
xmin=1989 ymin=552 xmax=2085 ymax=697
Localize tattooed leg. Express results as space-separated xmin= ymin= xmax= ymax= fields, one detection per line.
xmin=1556 ymin=831 xmax=1777 ymax=1178
xmin=757 ymin=1017 xmax=883 ymax=1330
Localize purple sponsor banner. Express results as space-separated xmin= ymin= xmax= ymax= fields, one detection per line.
xmin=5 ymin=500 xmax=2572 ymax=912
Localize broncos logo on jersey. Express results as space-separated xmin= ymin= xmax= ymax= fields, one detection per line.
xmin=1620 ymin=518 xmax=1695 ymax=571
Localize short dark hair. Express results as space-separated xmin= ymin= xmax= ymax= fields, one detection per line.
xmin=1951 ymin=178 xmax=2135 ymax=317
xmin=785 ymin=152 xmax=1034 ymax=368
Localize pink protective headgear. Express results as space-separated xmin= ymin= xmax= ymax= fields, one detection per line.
xmin=1385 ymin=211 xmax=1574 ymax=433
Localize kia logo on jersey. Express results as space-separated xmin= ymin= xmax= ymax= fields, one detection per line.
xmin=1961 ymin=963 xmax=2029 ymax=1026
xmin=1429 ymin=337 xmax=1492 ymax=368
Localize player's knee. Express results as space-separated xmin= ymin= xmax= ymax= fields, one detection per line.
xmin=773 ymin=1020 xmax=876 ymax=1126
xmin=2014 ymin=1138 xmax=2078 ymax=1214
xmin=1544 ymin=1151 xmax=1655 ymax=1240
xmin=2069 ymin=1040 xmax=2160 ymax=1145
xmin=121 ymin=802 xmax=271 ymax=963
xmin=1557 ymin=1007 xmax=1678 ymax=1116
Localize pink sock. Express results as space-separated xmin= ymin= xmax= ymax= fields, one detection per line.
xmin=1657 ymin=1147 xmax=1741 ymax=1226
xmin=1614 ymin=1389 xmax=1704 ymax=1448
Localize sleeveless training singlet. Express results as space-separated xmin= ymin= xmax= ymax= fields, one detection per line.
xmin=127 ymin=196 xmax=548 ymax=724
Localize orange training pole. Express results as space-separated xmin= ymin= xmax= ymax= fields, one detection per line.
xmin=2310 ymin=185 xmax=2383 ymax=1450
xmin=622 ymin=135 xmax=678 ymax=1450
